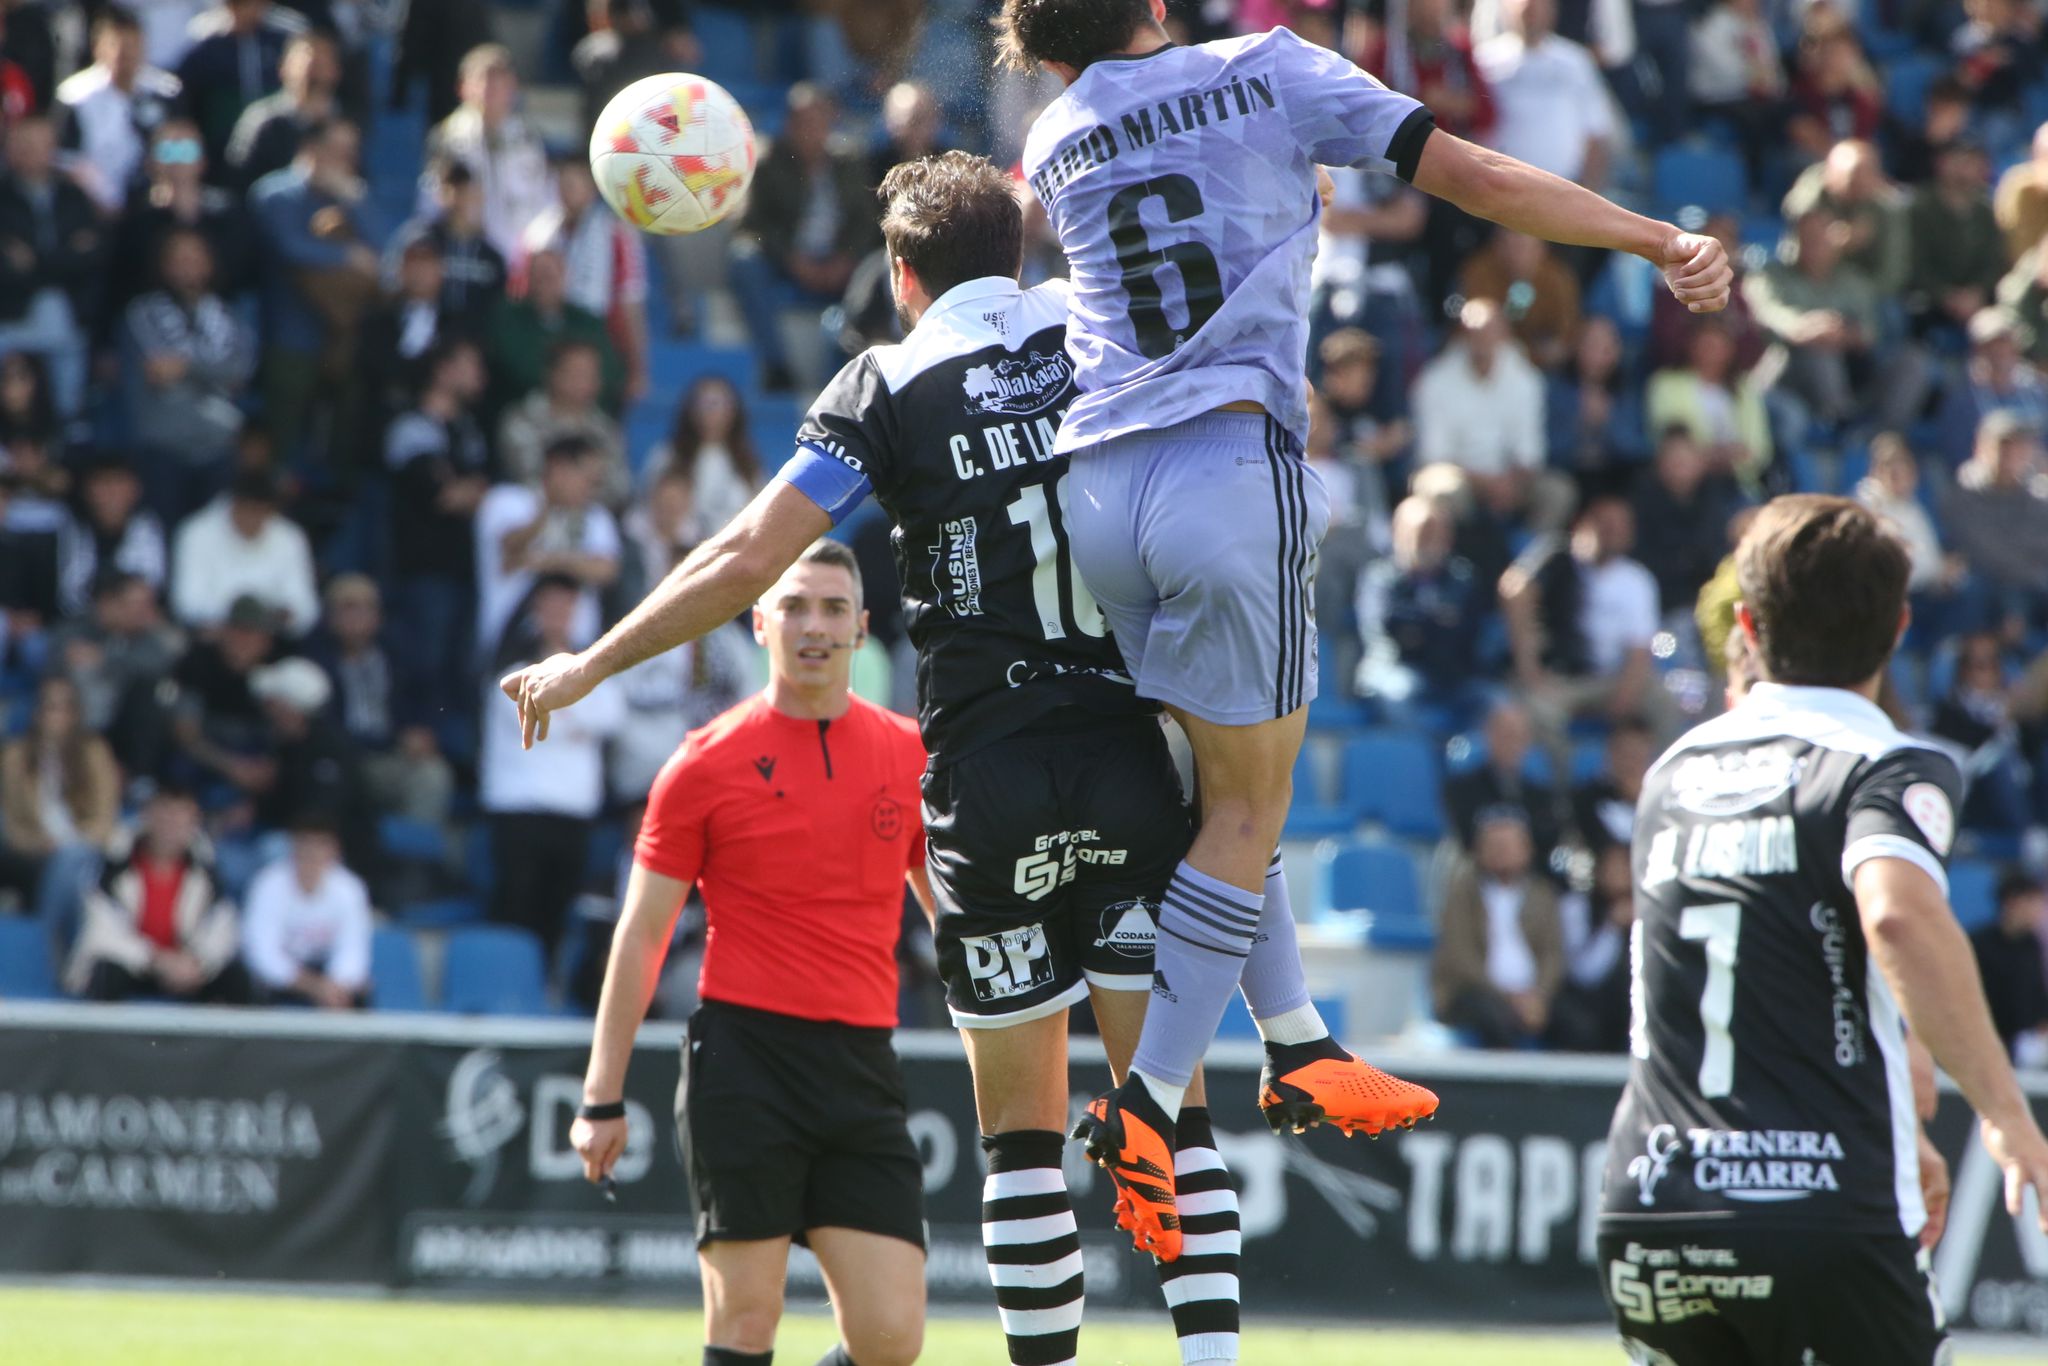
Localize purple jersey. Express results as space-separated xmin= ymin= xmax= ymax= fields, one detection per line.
xmin=1022 ymin=28 xmax=1432 ymax=453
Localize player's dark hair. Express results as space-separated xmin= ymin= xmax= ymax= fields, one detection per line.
xmin=796 ymin=537 xmax=864 ymax=609
xmin=1735 ymin=495 xmax=1909 ymax=689
xmin=878 ymin=151 xmax=1023 ymax=299
xmin=996 ymin=0 xmax=1159 ymax=72
xmin=94 ymin=5 xmax=141 ymax=38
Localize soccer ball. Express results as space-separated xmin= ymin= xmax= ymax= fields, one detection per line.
xmin=589 ymin=73 xmax=756 ymax=236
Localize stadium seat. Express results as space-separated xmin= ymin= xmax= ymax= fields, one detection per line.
xmin=441 ymin=926 xmax=550 ymax=1016
xmin=1651 ymin=144 xmax=1748 ymax=217
xmin=370 ymin=927 xmax=429 ymax=1012
xmin=1286 ymin=744 xmax=1354 ymax=839
xmin=1948 ymin=860 xmax=1998 ymax=933
xmin=396 ymin=896 xmax=485 ymax=930
xmin=0 ymin=916 xmax=58 ymax=999
xmin=1216 ymin=992 xmax=1348 ymax=1040
xmin=1882 ymin=53 xmax=1945 ymax=124
xmin=1342 ymin=730 xmax=1444 ymax=840
xmin=378 ymin=815 xmax=448 ymax=865
xmin=1312 ymin=838 xmax=1426 ymax=940
xmin=1570 ymin=739 xmax=1609 ymax=786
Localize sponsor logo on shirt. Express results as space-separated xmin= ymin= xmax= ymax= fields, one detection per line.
xmin=1666 ymin=746 xmax=1805 ymax=817
xmin=961 ymin=351 xmax=1072 ymax=417
xmin=961 ymin=924 xmax=1054 ymax=1002
xmin=1810 ymin=903 xmax=1867 ymax=1067
xmin=928 ymin=518 xmax=984 ymax=618
xmin=1628 ymin=1124 xmax=1681 ymax=1206
xmin=1903 ymin=780 xmax=1955 ymax=856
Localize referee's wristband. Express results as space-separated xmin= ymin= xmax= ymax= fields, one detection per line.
xmin=578 ymin=1100 xmax=627 ymax=1121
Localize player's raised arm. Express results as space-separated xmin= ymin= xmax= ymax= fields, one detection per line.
xmin=1408 ymin=132 xmax=1732 ymax=313
xmin=1854 ymin=855 xmax=2048 ymax=1227
xmin=500 ymin=479 xmax=831 ymax=747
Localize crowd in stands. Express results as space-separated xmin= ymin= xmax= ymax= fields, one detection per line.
xmin=3 ymin=0 xmax=2048 ymax=1049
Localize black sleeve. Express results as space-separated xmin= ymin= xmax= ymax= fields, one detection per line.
xmin=1842 ymin=746 xmax=1965 ymax=894
xmin=784 ymin=352 xmax=897 ymax=521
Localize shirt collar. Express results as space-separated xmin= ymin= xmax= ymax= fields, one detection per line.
xmin=1741 ymin=680 xmax=1891 ymax=730
xmin=920 ymin=275 xmax=1022 ymax=322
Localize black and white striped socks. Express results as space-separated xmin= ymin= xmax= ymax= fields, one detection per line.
xmin=1153 ymin=1107 xmax=1242 ymax=1366
xmin=981 ymin=1130 xmax=1085 ymax=1366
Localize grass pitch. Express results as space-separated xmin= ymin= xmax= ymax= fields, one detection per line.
xmin=8 ymin=1286 xmax=2048 ymax=1365
xmin=0 ymin=1285 xmax=1615 ymax=1365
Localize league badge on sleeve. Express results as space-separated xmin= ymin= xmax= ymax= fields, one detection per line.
xmin=1902 ymin=782 xmax=1955 ymax=857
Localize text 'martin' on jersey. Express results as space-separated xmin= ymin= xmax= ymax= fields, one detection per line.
xmin=1021 ymin=28 xmax=1435 ymax=453
xmin=1601 ymin=683 xmax=1964 ymax=1240
xmin=776 ymin=277 xmax=1154 ymax=766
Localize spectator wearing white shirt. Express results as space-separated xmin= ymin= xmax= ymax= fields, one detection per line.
xmin=1475 ymin=0 xmax=1616 ymax=189
xmin=521 ymin=153 xmax=650 ymax=404
xmin=1412 ymin=299 xmax=1572 ymax=531
xmin=240 ymin=815 xmax=372 ymax=1009
xmin=55 ymin=7 xmax=182 ymax=214
xmin=479 ymin=575 xmax=625 ymax=954
xmin=474 ymin=436 xmax=622 ymax=665
xmin=422 ymin=44 xmax=554 ymax=262
xmin=640 ymin=375 xmax=763 ymax=542
xmin=1501 ymin=495 xmax=1677 ymax=766
xmin=169 ymin=470 xmax=320 ymax=637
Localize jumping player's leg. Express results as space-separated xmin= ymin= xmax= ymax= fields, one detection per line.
xmin=1094 ymin=987 xmax=1240 ymax=1366
xmin=699 ymin=1237 xmax=793 ymax=1362
xmin=807 ymin=1227 xmax=927 ymax=1366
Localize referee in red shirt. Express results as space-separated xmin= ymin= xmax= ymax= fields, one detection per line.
xmin=570 ymin=539 xmax=931 ymax=1366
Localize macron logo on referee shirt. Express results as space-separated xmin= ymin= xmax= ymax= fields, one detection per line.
xmin=754 ymin=756 xmax=776 ymax=783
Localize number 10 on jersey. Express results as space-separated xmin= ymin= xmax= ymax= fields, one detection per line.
xmin=1006 ymin=474 xmax=1106 ymax=642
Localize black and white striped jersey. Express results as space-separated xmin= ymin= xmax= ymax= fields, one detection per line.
xmin=780 ymin=275 xmax=1151 ymax=766
xmin=1598 ymin=682 xmax=1962 ymax=1238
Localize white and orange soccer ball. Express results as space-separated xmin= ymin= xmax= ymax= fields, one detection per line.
xmin=588 ymin=73 xmax=756 ymax=235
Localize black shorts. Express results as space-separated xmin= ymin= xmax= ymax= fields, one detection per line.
xmin=675 ymin=1000 xmax=925 ymax=1250
xmin=1596 ymin=1227 xmax=1951 ymax=1366
xmin=924 ymin=712 xmax=1191 ymax=1028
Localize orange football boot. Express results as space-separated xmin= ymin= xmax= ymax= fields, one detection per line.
xmin=1258 ymin=1037 xmax=1440 ymax=1138
xmin=1071 ymin=1081 xmax=1183 ymax=1261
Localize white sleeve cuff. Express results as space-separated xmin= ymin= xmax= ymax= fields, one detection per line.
xmin=1842 ymin=834 xmax=1949 ymax=900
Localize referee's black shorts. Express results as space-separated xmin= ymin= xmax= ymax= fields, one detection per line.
xmin=1598 ymin=1226 xmax=1950 ymax=1366
xmin=675 ymin=999 xmax=926 ymax=1250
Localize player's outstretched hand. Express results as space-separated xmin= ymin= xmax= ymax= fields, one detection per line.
xmin=1917 ymin=1128 xmax=1950 ymax=1250
xmin=1981 ymin=1113 xmax=2048 ymax=1231
xmin=1655 ymin=230 xmax=1733 ymax=315
xmin=570 ymin=1113 xmax=628 ymax=1184
xmin=1316 ymin=165 xmax=1335 ymax=210
xmin=499 ymin=651 xmax=595 ymax=750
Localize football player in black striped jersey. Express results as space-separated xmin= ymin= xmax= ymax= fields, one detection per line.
xmin=1598 ymin=495 xmax=2048 ymax=1366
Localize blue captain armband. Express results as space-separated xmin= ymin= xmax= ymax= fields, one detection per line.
xmin=775 ymin=443 xmax=874 ymax=527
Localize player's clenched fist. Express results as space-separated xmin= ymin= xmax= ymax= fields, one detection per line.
xmin=498 ymin=651 xmax=594 ymax=749
xmin=570 ymin=1114 xmax=627 ymax=1184
xmin=1656 ymin=230 xmax=1734 ymax=315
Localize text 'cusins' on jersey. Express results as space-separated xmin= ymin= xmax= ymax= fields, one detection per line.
xmin=949 ymin=350 xmax=1071 ymax=483
xmin=1013 ymin=828 xmax=1130 ymax=903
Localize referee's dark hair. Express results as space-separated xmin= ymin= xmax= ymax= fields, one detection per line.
xmin=996 ymin=0 xmax=1161 ymax=72
xmin=796 ymin=537 xmax=864 ymax=609
xmin=1735 ymin=494 xmax=1909 ymax=689
xmin=878 ymin=151 xmax=1023 ymax=298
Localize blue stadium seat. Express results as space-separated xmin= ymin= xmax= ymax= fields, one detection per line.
xmin=378 ymin=815 xmax=447 ymax=865
xmin=441 ymin=926 xmax=550 ymax=1015
xmin=1571 ymin=738 xmax=1610 ymax=786
xmin=1948 ymin=859 xmax=1998 ymax=933
xmin=370 ymin=927 xmax=429 ymax=1011
xmin=0 ymin=916 xmax=58 ymax=999
xmin=1313 ymin=839 xmax=1426 ymax=946
xmin=1882 ymin=53 xmax=1945 ymax=124
xmin=1285 ymin=745 xmax=1354 ymax=839
xmin=647 ymin=340 xmax=756 ymax=393
xmin=1651 ymin=144 xmax=1748 ymax=217
xmin=1341 ymin=730 xmax=1444 ymax=840
xmin=749 ymin=394 xmax=806 ymax=462
xmin=397 ymin=896 xmax=485 ymax=930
